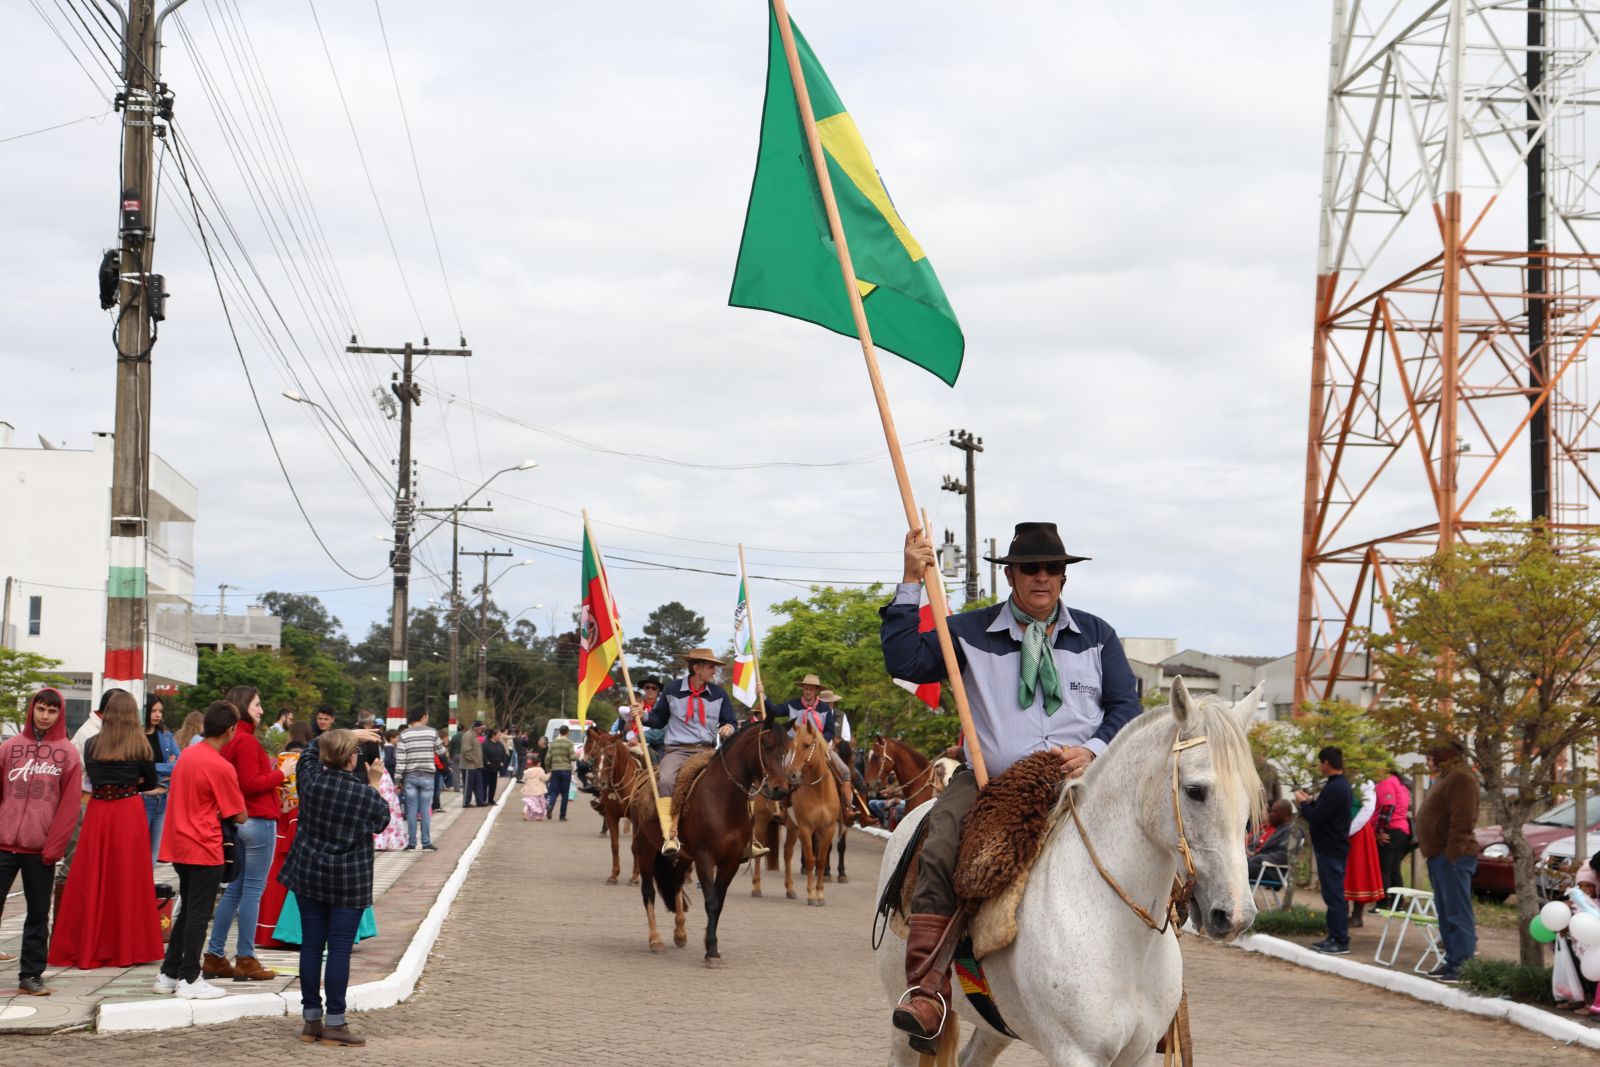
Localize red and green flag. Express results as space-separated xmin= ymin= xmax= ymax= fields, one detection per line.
xmin=729 ymin=1 xmax=964 ymax=386
xmin=577 ymin=526 xmax=620 ymax=722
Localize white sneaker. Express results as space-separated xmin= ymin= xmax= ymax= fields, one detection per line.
xmin=152 ymin=972 xmax=179 ymax=995
xmin=175 ymin=977 xmax=227 ymax=1000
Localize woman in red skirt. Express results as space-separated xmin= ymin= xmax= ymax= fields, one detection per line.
xmin=49 ymin=689 xmax=164 ymax=969
xmin=1345 ymin=778 xmax=1386 ymax=927
xmin=257 ymin=721 xmax=313 ymax=948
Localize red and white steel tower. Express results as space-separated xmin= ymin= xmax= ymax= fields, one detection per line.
xmin=1296 ymin=0 xmax=1600 ymax=706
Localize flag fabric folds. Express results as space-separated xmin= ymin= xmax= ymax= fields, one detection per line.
xmin=576 ymin=526 xmax=620 ymax=722
xmin=729 ymin=1 xmax=964 ymax=386
xmin=893 ymin=601 xmax=944 ymax=710
xmin=731 ymin=576 xmax=759 ymax=706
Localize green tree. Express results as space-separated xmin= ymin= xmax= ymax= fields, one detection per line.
xmin=759 ymin=584 xmax=961 ymax=754
xmin=1366 ymin=518 xmax=1600 ymax=966
xmin=624 ymin=601 xmax=709 ymax=678
xmin=0 ymin=648 xmax=68 ymax=726
xmin=177 ymin=647 xmax=304 ymax=716
xmin=1249 ymin=700 xmax=1393 ymax=794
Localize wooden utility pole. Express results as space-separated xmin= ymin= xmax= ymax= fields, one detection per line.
xmin=418 ymin=503 xmax=492 ymax=734
xmin=349 ymin=340 xmax=471 ymax=729
xmin=460 ymin=548 xmax=512 ymax=714
xmin=104 ymin=1 xmax=186 ymax=702
xmin=940 ymin=429 xmax=983 ymax=603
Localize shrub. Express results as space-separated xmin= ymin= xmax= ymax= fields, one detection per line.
xmin=1247 ymin=905 xmax=1327 ymax=937
xmin=1457 ymin=958 xmax=1555 ymax=1004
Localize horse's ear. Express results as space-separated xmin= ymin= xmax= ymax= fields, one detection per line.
xmin=1170 ymin=675 xmax=1195 ymax=724
xmin=1232 ymin=684 xmax=1263 ymax=728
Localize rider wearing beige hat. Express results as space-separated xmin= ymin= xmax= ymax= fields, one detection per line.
xmin=639 ymin=648 xmax=737 ymax=856
xmin=762 ymin=676 xmax=857 ymax=820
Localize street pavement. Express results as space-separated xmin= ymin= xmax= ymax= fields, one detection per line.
xmin=3 ymin=801 xmax=1596 ymax=1064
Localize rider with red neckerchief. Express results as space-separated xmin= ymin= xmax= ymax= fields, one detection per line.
xmin=879 ymin=521 xmax=1143 ymax=1054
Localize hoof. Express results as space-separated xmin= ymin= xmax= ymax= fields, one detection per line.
xmin=786 ymin=889 xmax=797 ymax=900
xmin=628 ymin=877 xmax=640 ymax=886
xmin=674 ymin=930 xmax=688 ymax=948
xmin=806 ymin=898 xmax=817 ymax=907
xmin=824 ymin=874 xmax=833 ymax=883
xmin=752 ymin=888 xmax=762 ymax=897
xmin=605 ymin=876 xmax=618 ymax=885
xmin=816 ymin=897 xmax=826 ymax=907
xmin=649 ymin=940 xmax=666 ymax=954
xmin=704 ymin=956 xmax=725 ymax=969
xmin=837 ymin=874 xmax=849 ymax=884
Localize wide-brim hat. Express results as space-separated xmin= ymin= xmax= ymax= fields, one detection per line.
xmin=682 ymin=647 xmax=725 ymax=667
xmin=638 ymin=676 xmax=664 ymax=690
xmin=819 ymin=690 xmax=838 ymax=703
xmin=984 ymin=521 xmax=1090 ymax=566
xmin=799 ymin=674 xmax=824 ymax=688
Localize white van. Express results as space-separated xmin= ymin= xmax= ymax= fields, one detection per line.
xmin=542 ymin=718 xmax=591 ymax=760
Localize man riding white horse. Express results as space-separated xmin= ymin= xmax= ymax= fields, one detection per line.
xmin=879 ymin=521 xmax=1143 ymax=1052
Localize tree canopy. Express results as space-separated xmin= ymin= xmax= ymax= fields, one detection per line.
xmin=624 ymin=601 xmax=709 ymax=679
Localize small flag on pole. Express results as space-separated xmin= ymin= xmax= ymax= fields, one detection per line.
xmin=576 ymin=524 xmax=620 ymax=722
xmin=730 ymin=1 xmax=964 ymax=386
xmin=893 ymin=601 xmax=944 ymax=710
xmin=731 ymin=576 xmax=759 ymax=706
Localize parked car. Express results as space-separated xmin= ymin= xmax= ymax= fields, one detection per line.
xmin=1534 ymin=834 xmax=1600 ymax=903
xmin=1473 ymin=794 xmax=1600 ymax=900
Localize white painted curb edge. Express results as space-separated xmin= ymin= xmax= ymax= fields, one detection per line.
xmin=1231 ymin=932 xmax=1600 ymax=1051
xmin=98 ymin=785 xmax=514 ymax=1034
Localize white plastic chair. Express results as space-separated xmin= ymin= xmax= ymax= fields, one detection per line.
xmin=1251 ymin=862 xmax=1290 ymax=910
xmin=1373 ymin=886 xmax=1444 ymax=973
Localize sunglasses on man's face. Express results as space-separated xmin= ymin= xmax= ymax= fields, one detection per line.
xmin=1015 ymin=561 xmax=1066 ymax=577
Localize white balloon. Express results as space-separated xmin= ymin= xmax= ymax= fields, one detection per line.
xmin=1569 ymin=912 xmax=1600 ymax=945
xmin=1543 ymin=900 xmax=1574 ymax=933
xmin=1583 ymin=949 xmax=1600 ymax=983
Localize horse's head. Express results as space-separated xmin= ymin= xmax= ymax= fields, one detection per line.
xmin=864 ymin=736 xmax=890 ymax=794
xmin=784 ymin=718 xmax=828 ymax=790
xmin=1164 ymin=676 xmax=1262 ymax=941
xmin=750 ymin=716 xmax=792 ymax=801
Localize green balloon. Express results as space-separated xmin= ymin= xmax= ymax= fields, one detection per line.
xmin=1531 ymin=915 xmax=1558 ymax=943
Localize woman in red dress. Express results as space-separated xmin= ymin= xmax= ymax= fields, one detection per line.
xmin=49 ymin=689 xmax=164 ymax=968
xmin=1345 ymin=778 xmax=1386 ymax=926
xmin=256 ymin=721 xmax=313 ymax=948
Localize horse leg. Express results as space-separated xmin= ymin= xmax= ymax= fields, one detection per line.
xmin=638 ymin=866 xmax=664 ymax=953
xmin=606 ymin=812 xmax=621 ymax=884
xmin=823 ymin=833 xmax=833 ymax=883
xmin=697 ymin=853 xmax=726 ymax=967
xmin=958 ymin=1027 xmax=1010 ymax=1067
xmin=884 ymin=1023 xmax=922 ymax=1067
xmin=751 ymin=821 xmax=764 ymax=897
xmin=837 ymin=822 xmax=849 ymax=884
xmin=671 ymin=865 xmax=690 ymax=949
xmin=783 ymin=819 xmax=798 ymax=899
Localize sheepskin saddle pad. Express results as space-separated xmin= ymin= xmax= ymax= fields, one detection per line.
xmin=669 ymin=748 xmax=719 ymax=814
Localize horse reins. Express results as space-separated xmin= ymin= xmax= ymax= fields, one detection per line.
xmin=868 ymin=740 xmax=936 ymax=799
xmin=1063 ymin=734 xmax=1208 ymax=934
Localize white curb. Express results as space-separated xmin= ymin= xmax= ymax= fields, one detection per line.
xmin=96 ymin=784 xmax=514 ymax=1033
xmin=1232 ymin=932 xmax=1600 ymax=1050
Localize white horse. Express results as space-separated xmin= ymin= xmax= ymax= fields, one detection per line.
xmin=875 ymin=677 xmax=1261 ymax=1066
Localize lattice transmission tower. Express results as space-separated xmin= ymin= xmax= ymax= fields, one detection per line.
xmin=1295 ymin=0 xmax=1600 ymax=706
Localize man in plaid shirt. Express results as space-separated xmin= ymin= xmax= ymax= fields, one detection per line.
xmin=279 ymin=730 xmax=391 ymax=1047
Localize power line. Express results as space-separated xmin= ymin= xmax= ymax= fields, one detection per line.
xmin=0 ymin=109 xmax=112 ymax=145
xmin=26 ymin=0 xmax=116 ymax=94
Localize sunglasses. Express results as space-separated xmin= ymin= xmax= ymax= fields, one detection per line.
xmin=1014 ymin=561 xmax=1066 ymax=577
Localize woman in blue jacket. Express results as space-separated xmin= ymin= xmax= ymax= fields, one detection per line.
xmin=143 ymin=694 xmax=181 ymax=867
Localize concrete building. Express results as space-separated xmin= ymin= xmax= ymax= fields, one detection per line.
xmin=0 ymin=423 xmax=198 ymax=730
xmin=193 ymin=604 xmax=282 ymax=652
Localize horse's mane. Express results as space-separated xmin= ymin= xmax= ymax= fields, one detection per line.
xmin=1055 ymin=695 xmax=1262 ymax=823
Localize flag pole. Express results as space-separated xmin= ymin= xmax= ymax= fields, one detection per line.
xmin=737 ymin=543 xmax=768 ymax=709
xmin=582 ymin=509 xmax=669 ymax=825
xmin=770 ymin=0 xmax=988 ymax=788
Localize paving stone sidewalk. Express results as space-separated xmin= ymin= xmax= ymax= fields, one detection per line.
xmin=0 ymin=781 xmax=501 ymax=1033
xmin=1 ymin=802 xmax=1595 ymax=1063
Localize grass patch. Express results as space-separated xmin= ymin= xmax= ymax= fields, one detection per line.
xmin=1457 ymin=958 xmax=1555 ymax=1004
xmin=1248 ymin=905 xmax=1328 ymax=937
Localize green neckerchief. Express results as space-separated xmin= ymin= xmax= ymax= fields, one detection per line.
xmin=1009 ymin=598 xmax=1062 ymax=715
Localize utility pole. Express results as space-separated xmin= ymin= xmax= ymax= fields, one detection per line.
xmin=988 ymin=537 xmax=997 ymax=600
xmin=1 ymin=576 xmax=12 ymax=649
xmin=417 ymin=503 xmax=492 ymax=735
xmin=103 ymin=1 xmax=187 ymax=703
xmin=940 ymin=429 xmax=983 ymax=603
xmin=349 ymin=339 xmax=472 ymax=730
xmin=460 ymin=548 xmax=512 ymax=722
xmin=217 ymin=583 xmax=229 ymax=634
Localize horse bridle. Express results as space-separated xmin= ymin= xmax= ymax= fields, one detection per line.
xmin=788 ymin=730 xmax=827 ymax=788
xmin=867 ymin=739 xmax=935 ymax=797
xmin=718 ymin=718 xmax=787 ymax=799
xmin=1065 ymin=733 xmax=1208 ymax=934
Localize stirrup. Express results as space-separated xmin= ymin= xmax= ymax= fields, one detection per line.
xmin=893 ymin=987 xmax=948 ymax=1052
xmin=661 ymin=836 xmax=682 ymax=856
xmin=743 ymin=840 xmax=771 ymax=860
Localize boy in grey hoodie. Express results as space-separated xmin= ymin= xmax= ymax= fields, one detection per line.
xmin=0 ymin=688 xmax=84 ymax=995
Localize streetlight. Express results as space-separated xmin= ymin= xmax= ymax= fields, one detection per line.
xmin=413 ymin=460 xmax=538 ymax=550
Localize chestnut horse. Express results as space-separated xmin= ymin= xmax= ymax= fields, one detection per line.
xmin=630 ymin=718 xmax=791 ymax=965
xmin=864 ymin=736 xmax=940 ymax=817
xmin=781 ymin=719 xmax=841 ymax=907
xmin=586 ymin=727 xmax=643 ymax=886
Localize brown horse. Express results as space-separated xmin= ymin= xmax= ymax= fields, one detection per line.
xmin=864 ymin=735 xmax=940 ymax=816
xmin=780 ymin=719 xmax=840 ymax=907
xmin=748 ymin=793 xmax=783 ymax=897
xmin=586 ymin=728 xmax=644 ymax=886
xmin=630 ymin=718 xmax=791 ymax=965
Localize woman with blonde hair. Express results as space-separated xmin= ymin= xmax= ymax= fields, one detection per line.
xmin=173 ymin=710 xmax=205 ymax=750
xmin=49 ymin=689 xmax=164 ymax=968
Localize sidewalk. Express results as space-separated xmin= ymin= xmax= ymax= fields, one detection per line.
xmin=0 ymin=780 xmax=505 ymax=1034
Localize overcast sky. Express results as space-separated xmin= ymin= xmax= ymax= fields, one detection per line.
xmin=4 ymin=1 xmax=1335 ymax=663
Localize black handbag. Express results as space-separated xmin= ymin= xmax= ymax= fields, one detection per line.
xmin=219 ymin=819 xmax=242 ymax=884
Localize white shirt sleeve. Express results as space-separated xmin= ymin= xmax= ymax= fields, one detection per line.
xmin=840 ymin=713 xmax=851 ymax=744
xmin=1349 ymin=780 xmax=1377 ymax=835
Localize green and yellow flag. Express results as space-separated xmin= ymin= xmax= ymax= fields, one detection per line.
xmin=729 ymin=2 xmax=964 ymax=386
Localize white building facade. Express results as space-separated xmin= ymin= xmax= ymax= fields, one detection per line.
xmin=0 ymin=424 xmax=197 ymax=730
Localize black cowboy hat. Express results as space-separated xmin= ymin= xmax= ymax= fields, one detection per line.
xmin=638 ymin=676 xmax=663 ymax=690
xmin=983 ymin=522 xmax=1090 ymax=566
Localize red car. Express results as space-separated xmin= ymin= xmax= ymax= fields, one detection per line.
xmin=1472 ymin=794 xmax=1600 ymax=900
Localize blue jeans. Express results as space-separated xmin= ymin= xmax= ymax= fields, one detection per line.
xmin=207 ymin=816 xmax=275 ymax=959
xmin=402 ymin=773 xmax=435 ymax=847
xmin=546 ymin=770 xmax=571 ymax=819
xmin=1427 ymin=853 xmax=1478 ymax=967
xmin=1317 ymin=850 xmax=1348 ymax=945
xmin=143 ymin=792 xmax=168 ymax=868
xmin=297 ymin=896 xmax=362 ymax=1027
